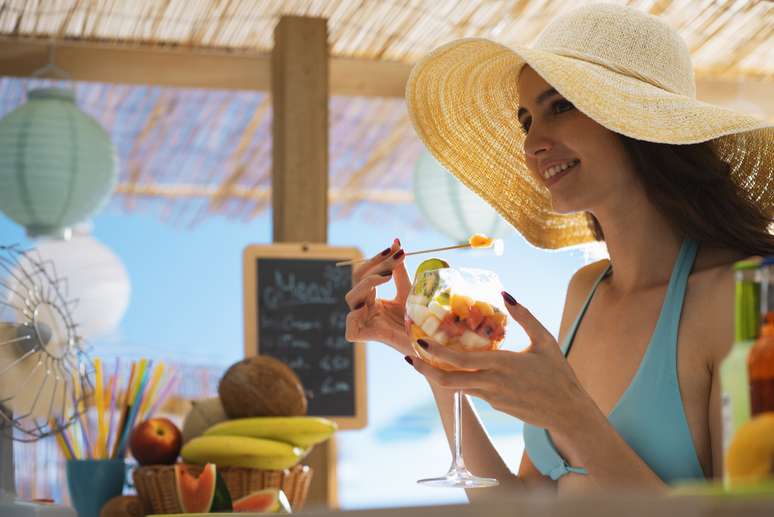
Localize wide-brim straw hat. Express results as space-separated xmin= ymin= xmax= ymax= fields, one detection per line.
xmin=405 ymin=3 xmax=773 ymax=249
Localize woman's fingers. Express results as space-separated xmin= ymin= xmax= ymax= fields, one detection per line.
xmin=415 ymin=339 xmax=501 ymax=371
xmin=500 ymin=292 xmax=555 ymax=347
xmin=392 ymin=259 xmax=411 ymax=304
xmin=408 ymin=353 xmax=494 ymax=391
xmin=353 ymin=239 xmax=400 ymax=282
xmin=345 ymin=272 xmax=394 ymax=309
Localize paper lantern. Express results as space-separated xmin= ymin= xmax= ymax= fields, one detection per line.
xmin=6 ymin=226 xmax=131 ymax=340
xmin=413 ymin=150 xmax=509 ymax=244
xmin=0 ymin=87 xmax=117 ymax=238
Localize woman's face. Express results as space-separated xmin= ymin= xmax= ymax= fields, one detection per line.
xmin=516 ymin=65 xmax=638 ymax=215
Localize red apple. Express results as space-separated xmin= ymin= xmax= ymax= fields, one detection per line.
xmin=129 ymin=417 xmax=182 ymax=466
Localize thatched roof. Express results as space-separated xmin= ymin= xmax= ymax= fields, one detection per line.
xmin=0 ymin=0 xmax=771 ymax=223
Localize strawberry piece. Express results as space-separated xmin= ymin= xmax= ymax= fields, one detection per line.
xmin=439 ymin=314 xmax=466 ymax=337
xmin=465 ymin=305 xmax=485 ymax=330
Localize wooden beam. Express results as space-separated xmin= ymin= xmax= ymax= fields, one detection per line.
xmin=0 ymin=35 xmax=411 ymax=98
xmin=113 ymin=183 xmax=414 ymax=204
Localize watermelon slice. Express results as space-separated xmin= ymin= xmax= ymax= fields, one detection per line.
xmin=175 ymin=463 xmax=217 ymax=513
xmin=233 ymin=487 xmax=293 ymax=513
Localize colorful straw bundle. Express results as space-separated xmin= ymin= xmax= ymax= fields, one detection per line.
xmin=52 ymin=357 xmax=179 ymax=460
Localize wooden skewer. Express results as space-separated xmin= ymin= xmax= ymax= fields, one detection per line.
xmin=335 ymin=243 xmax=473 ymax=267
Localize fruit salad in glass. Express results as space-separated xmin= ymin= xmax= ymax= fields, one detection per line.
xmin=405 ymin=259 xmax=507 ymax=372
xmin=404 ymin=258 xmax=506 ymax=488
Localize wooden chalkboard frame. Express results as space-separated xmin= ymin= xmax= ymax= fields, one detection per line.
xmin=243 ymin=242 xmax=366 ymax=430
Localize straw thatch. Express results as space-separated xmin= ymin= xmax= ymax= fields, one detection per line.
xmin=0 ymin=0 xmax=771 ymax=223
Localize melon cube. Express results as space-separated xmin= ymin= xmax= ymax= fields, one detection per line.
xmin=421 ymin=315 xmax=441 ymax=336
xmin=407 ymin=294 xmax=430 ymax=306
xmin=459 ymin=330 xmax=491 ymax=350
xmin=428 ymin=300 xmax=451 ymax=320
xmin=407 ymin=303 xmax=431 ymax=326
xmin=433 ymin=331 xmax=449 ymax=346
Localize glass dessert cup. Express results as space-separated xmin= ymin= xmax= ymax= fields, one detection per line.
xmin=405 ymin=266 xmax=506 ymax=488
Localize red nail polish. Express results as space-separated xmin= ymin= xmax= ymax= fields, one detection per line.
xmin=379 ymin=271 xmax=392 ymax=277
xmin=380 ymin=247 xmax=391 ymax=256
xmin=404 ymin=356 xmax=413 ymax=365
xmin=393 ymin=249 xmax=405 ymax=260
xmin=417 ymin=339 xmax=429 ymax=350
xmin=502 ymin=291 xmax=517 ymax=306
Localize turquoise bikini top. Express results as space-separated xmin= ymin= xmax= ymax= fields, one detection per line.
xmin=522 ymin=238 xmax=705 ymax=483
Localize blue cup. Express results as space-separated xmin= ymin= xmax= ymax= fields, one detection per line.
xmin=66 ymin=459 xmax=126 ymax=517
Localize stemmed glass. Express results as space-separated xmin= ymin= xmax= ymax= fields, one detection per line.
xmin=405 ymin=266 xmax=507 ymax=488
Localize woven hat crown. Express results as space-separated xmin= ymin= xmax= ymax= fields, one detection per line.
xmin=534 ymin=3 xmax=695 ymax=98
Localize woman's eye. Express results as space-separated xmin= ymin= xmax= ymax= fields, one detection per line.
xmin=552 ymin=99 xmax=575 ymax=114
xmin=519 ymin=118 xmax=531 ymax=134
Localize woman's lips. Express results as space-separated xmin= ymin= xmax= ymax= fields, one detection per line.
xmin=545 ymin=161 xmax=579 ymax=187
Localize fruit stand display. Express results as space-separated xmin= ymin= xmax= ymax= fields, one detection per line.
xmin=107 ymin=355 xmax=336 ymax=516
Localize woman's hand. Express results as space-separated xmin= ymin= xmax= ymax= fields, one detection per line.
xmin=407 ymin=291 xmax=590 ymax=433
xmin=345 ymin=239 xmax=413 ymax=356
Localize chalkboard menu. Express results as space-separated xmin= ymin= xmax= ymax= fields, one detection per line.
xmin=243 ymin=243 xmax=366 ymax=429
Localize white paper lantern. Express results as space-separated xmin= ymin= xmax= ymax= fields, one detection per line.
xmin=413 ymin=150 xmax=509 ymax=244
xmin=7 ymin=226 xmax=131 ymax=340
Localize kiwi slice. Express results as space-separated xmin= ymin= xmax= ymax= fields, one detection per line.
xmin=434 ymin=288 xmax=451 ymax=306
xmin=412 ymin=258 xmax=450 ymax=296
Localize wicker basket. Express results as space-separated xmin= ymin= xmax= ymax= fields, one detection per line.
xmin=133 ymin=463 xmax=313 ymax=515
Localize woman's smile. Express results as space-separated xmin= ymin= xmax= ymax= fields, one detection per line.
xmin=542 ymin=159 xmax=580 ymax=188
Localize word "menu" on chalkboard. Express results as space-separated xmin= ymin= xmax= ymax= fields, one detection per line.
xmin=258 ymin=258 xmax=352 ymax=415
xmin=243 ymin=243 xmax=366 ymax=429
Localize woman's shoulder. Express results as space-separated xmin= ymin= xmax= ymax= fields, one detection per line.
xmin=558 ymin=259 xmax=610 ymax=336
xmin=569 ymin=258 xmax=610 ymax=292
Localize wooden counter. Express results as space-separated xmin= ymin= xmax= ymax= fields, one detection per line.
xmin=297 ymin=491 xmax=774 ymax=517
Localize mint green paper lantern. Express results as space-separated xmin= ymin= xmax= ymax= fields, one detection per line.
xmin=0 ymin=88 xmax=117 ymax=238
xmin=413 ymin=150 xmax=509 ymax=244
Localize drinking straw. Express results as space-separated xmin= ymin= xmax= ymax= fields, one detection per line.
xmin=146 ymin=370 xmax=179 ymax=419
xmin=70 ymin=371 xmax=92 ymax=459
xmin=137 ymin=362 xmax=164 ymax=422
xmin=111 ymin=361 xmax=136 ymax=459
xmin=94 ymin=358 xmax=105 ymax=458
xmin=50 ymin=419 xmax=74 ymax=460
xmin=105 ymin=358 xmax=120 ymax=455
xmin=116 ymin=363 xmax=152 ymax=458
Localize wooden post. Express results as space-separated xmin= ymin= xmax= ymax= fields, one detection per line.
xmin=271 ymin=15 xmax=337 ymax=510
xmin=272 ymin=16 xmax=329 ymax=244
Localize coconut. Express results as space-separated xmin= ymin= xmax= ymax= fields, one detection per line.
xmin=182 ymin=397 xmax=229 ymax=444
xmin=218 ymin=356 xmax=307 ymax=418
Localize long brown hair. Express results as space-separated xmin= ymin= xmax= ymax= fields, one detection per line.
xmin=586 ymin=136 xmax=774 ymax=257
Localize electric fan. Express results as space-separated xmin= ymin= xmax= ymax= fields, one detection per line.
xmin=0 ymin=244 xmax=94 ymax=516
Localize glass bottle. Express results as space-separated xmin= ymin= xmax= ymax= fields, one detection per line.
xmin=748 ymin=257 xmax=774 ymax=416
xmin=720 ymin=258 xmax=760 ymax=453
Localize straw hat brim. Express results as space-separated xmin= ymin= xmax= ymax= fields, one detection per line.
xmin=406 ymin=38 xmax=773 ymax=249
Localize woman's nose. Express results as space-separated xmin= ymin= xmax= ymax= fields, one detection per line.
xmin=523 ymin=123 xmax=553 ymax=158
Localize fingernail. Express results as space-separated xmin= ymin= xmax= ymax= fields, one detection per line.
xmin=392 ymin=249 xmax=405 ymax=260
xmin=502 ymin=291 xmax=518 ymax=306
xmin=394 ymin=238 xmax=401 ymax=247
xmin=354 ymin=302 xmax=365 ymax=310
xmin=380 ymin=247 xmax=391 ymax=256
xmin=404 ymin=356 xmax=413 ymax=366
xmin=379 ymin=271 xmax=392 ymax=277
xmin=417 ymin=339 xmax=429 ymax=350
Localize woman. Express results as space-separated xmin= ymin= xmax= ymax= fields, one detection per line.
xmin=344 ymin=3 xmax=773 ymax=497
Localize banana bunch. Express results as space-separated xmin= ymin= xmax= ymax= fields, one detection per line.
xmin=181 ymin=416 xmax=337 ymax=470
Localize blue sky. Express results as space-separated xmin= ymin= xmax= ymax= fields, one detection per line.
xmin=0 ymin=202 xmax=596 ymax=508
